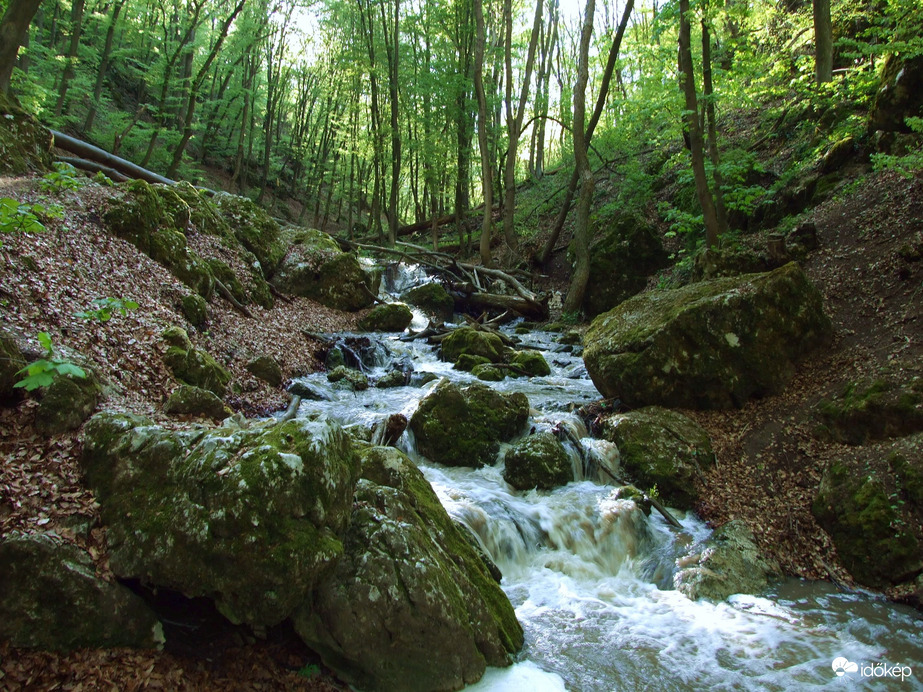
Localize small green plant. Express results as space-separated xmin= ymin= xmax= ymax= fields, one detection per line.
xmin=297 ymin=663 xmax=321 ymax=678
xmin=871 ymin=117 xmax=923 ymax=178
xmin=75 ymin=297 xmax=140 ymax=322
xmin=0 ymin=197 xmax=47 ymax=238
xmin=14 ymin=332 xmax=86 ymax=391
xmin=39 ymin=162 xmax=84 ymax=193
xmin=560 ymin=310 xmax=583 ymax=325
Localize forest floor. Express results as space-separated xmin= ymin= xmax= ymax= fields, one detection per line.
xmin=1 ymin=166 xmax=922 ymax=688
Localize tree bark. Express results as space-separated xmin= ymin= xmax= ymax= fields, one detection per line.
xmin=83 ymin=0 xmax=127 ymax=133
xmin=473 ymin=0 xmax=493 ymax=267
xmin=701 ymin=6 xmax=728 ymax=235
xmin=812 ymin=0 xmax=832 ymax=84
xmin=0 ymin=0 xmax=43 ymax=95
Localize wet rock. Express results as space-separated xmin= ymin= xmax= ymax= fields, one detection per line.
xmin=455 ymin=354 xmax=492 ymax=372
xmin=287 ymin=380 xmax=332 ymax=401
xmin=180 ymin=293 xmax=209 ymax=328
xmin=212 ymin=192 xmax=287 ymax=277
xmin=409 ymin=380 xmax=529 ymax=468
xmin=503 ymin=432 xmax=572 ymax=490
xmin=598 ymin=407 xmax=715 ymax=510
xmin=245 ymin=355 xmax=284 ymax=387
xmin=294 ymin=446 xmax=523 ymax=692
xmin=581 ymin=212 xmax=670 ymax=317
xmin=0 ymin=328 xmax=27 ymax=403
xmin=357 ymin=302 xmax=413 ymax=332
xmin=472 ymin=363 xmax=506 ymax=382
xmin=35 ymin=368 xmax=102 ymax=436
xmin=441 ymin=327 xmax=511 ymax=365
xmin=401 ymin=282 xmax=454 ymax=321
xmin=674 ymin=520 xmax=779 ymax=601
xmin=411 ymin=371 xmax=439 ymax=387
xmin=162 ymin=327 xmax=231 ymax=397
xmin=270 ymin=228 xmax=376 ymax=311
xmin=81 ymin=412 xmax=361 ymax=626
xmin=0 ymin=532 xmax=162 ymax=651
xmin=583 ymin=262 xmax=832 ymax=409
xmin=327 ymin=365 xmax=369 ymax=391
xmin=510 ymin=350 xmax=551 ymax=377
xmin=558 ymin=330 xmax=582 ymax=346
xmin=376 ymin=369 xmax=409 ymax=389
xmin=813 ymin=434 xmax=923 ymax=589
xmin=815 ymin=370 xmax=923 ymax=445
xmin=163 ymin=385 xmax=230 ymax=421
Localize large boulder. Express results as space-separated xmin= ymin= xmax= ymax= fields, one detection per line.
xmin=598 ymin=407 xmax=715 ymax=510
xmin=583 ymin=262 xmax=832 ymax=409
xmin=401 ymin=282 xmax=455 ymax=321
xmin=212 ymin=192 xmax=287 ymax=277
xmin=503 ymin=432 xmax=572 ymax=490
xmin=35 ymin=369 xmax=102 ymax=435
xmin=581 ymin=212 xmax=670 ymax=317
xmin=81 ymin=413 xmax=361 ymax=626
xmin=163 ymin=384 xmax=231 ymax=421
xmin=295 ymin=446 xmax=523 ymax=692
xmin=869 ymin=54 xmax=923 ymax=133
xmin=358 ymin=302 xmax=414 ymax=332
xmin=0 ymin=328 xmax=27 ymax=403
xmin=441 ymin=327 xmax=511 ymax=365
xmin=510 ymin=350 xmax=551 ymax=377
xmin=245 ymin=354 xmax=284 ymax=387
xmin=162 ymin=327 xmax=231 ymax=397
xmin=409 ymin=380 xmax=529 ymax=468
xmin=674 ymin=520 xmax=780 ymax=601
xmin=270 ymin=228 xmax=377 ymax=311
xmin=0 ymin=91 xmax=53 ymax=174
xmin=0 ymin=532 xmax=162 ymax=651
xmin=813 ymin=434 xmax=923 ymax=589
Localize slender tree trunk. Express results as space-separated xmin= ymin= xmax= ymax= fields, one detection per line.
xmin=474 ymin=0 xmax=493 ymax=266
xmin=812 ymin=0 xmax=832 ymax=84
xmin=54 ymin=0 xmax=85 ymax=116
xmin=0 ymin=0 xmax=43 ymax=95
xmin=679 ymin=0 xmax=721 ymax=248
xmin=83 ymin=0 xmax=127 ymax=133
xmin=381 ymin=0 xmax=400 ymax=245
xmin=562 ymin=0 xmax=595 ymax=313
xmin=701 ymin=8 xmax=728 ymax=234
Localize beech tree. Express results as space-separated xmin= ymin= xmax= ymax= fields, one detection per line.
xmin=0 ymin=0 xmax=43 ymax=95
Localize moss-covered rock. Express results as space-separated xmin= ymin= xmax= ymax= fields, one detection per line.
xmin=207 ymin=258 xmax=249 ymax=305
xmin=162 ymin=332 xmax=231 ymax=397
xmin=503 ymin=432 xmax=572 ymax=490
xmin=212 ymin=192 xmax=287 ymax=277
xmin=472 ymin=363 xmax=506 ymax=381
xmin=815 ymin=372 xmax=923 ymax=445
xmin=869 ymin=54 xmax=923 ymax=133
xmin=510 ymin=350 xmax=551 ymax=377
xmin=598 ymin=407 xmax=715 ymax=510
xmin=327 ymin=365 xmax=368 ymax=391
xmin=170 ymin=182 xmax=232 ymax=238
xmin=180 ymin=293 xmax=209 ymax=328
xmin=441 ymin=327 xmax=511 ymax=365
xmin=270 ymin=228 xmax=376 ymax=311
xmin=455 ymin=353 xmax=492 ymax=372
xmin=163 ymin=385 xmax=230 ymax=421
xmin=0 ymin=92 xmax=53 ymax=174
xmin=35 ymin=369 xmax=102 ymax=435
xmin=409 ymin=380 xmax=529 ymax=468
xmin=691 ymin=246 xmax=774 ymax=281
xmin=0 ymin=532 xmax=162 ymax=651
xmin=375 ymin=369 xmax=409 ymax=389
xmin=0 ymin=328 xmax=27 ymax=403
xmin=401 ymin=282 xmax=455 ymax=321
xmin=674 ymin=520 xmax=780 ymax=601
xmin=357 ymin=302 xmax=413 ymax=332
xmin=813 ymin=436 xmax=923 ymax=589
xmin=81 ymin=412 xmax=361 ymax=626
xmin=294 ymin=446 xmax=523 ymax=692
xmin=583 ymin=262 xmax=832 ymax=409
xmin=581 ymin=212 xmax=670 ymax=317
xmin=245 ymin=355 xmax=283 ymax=387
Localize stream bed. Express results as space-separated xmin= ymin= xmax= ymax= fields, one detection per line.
xmin=288 ymin=268 xmax=923 ymax=691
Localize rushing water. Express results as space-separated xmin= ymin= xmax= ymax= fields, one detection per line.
xmin=289 ymin=265 xmax=923 ymax=691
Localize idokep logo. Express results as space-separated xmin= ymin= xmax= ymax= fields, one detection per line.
xmin=832 ymin=657 xmax=913 ymax=681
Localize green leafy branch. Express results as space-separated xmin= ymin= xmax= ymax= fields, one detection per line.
xmin=75 ymin=297 xmax=140 ymax=322
xmin=14 ymin=332 xmax=86 ymax=392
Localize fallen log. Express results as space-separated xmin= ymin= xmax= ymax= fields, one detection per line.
xmin=454 ymin=289 xmax=548 ymax=321
xmin=57 ymin=156 xmax=129 ymax=182
xmin=50 ymin=129 xmax=176 ymax=186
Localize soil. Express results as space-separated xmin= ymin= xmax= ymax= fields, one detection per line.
xmin=1 ymin=165 xmax=922 ymax=687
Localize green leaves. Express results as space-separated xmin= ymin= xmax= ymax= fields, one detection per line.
xmin=74 ymin=297 xmax=140 ymax=323
xmin=39 ymin=163 xmax=84 ymax=194
xmin=0 ymin=197 xmax=47 ymax=237
xmin=14 ymin=332 xmax=87 ymax=392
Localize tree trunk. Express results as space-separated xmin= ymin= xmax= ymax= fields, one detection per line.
xmin=54 ymin=0 xmax=85 ymax=116
xmin=83 ymin=0 xmax=127 ymax=133
xmin=0 ymin=0 xmax=43 ymax=95
xmin=561 ymin=0 xmax=595 ymax=313
xmin=474 ymin=0 xmax=493 ymax=266
xmin=701 ymin=7 xmax=728 ymax=235
xmin=812 ymin=0 xmax=832 ymax=84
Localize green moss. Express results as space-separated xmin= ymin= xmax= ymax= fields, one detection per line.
xmin=327 ymin=366 xmax=368 ymax=391
xmin=163 ymin=385 xmax=230 ymax=420
xmin=35 ymin=370 xmax=102 ymax=435
xmin=163 ymin=343 xmax=231 ymax=397
xmin=503 ymin=433 xmax=572 ymax=490
xmin=246 ymin=355 xmax=283 ymax=387
xmin=401 ymin=283 xmax=454 ymax=320
xmin=510 ymin=351 xmax=551 ymax=377
xmin=212 ymin=193 xmax=286 ymax=276
xmin=162 ymin=326 xmax=193 ymax=350
xmin=815 ymin=374 xmax=923 ymax=445
xmin=208 ymin=258 xmax=249 ymax=305
xmin=472 ymin=363 xmax=506 ymax=381
xmin=180 ymin=294 xmax=209 ymax=328
xmin=357 ymin=303 xmax=413 ymax=332
xmin=441 ymin=328 xmax=510 ymax=365
xmin=454 ymin=354 xmax=491 ymax=372
xmin=0 ymin=93 xmax=53 ymax=174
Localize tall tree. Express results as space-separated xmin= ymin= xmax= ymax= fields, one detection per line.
xmin=83 ymin=0 xmax=129 ymax=133
xmin=474 ymin=0 xmax=493 ymax=266
xmin=0 ymin=0 xmax=43 ymax=95
xmin=54 ymin=0 xmax=86 ymax=116
xmin=812 ymin=0 xmax=832 ymax=83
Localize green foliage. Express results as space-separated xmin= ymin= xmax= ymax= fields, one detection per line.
xmin=871 ymin=118 xmax=923 ymax=178
xmin=74 ymin=297 xmax=140 ymax=323
xmin=39 ymin=163 xmax=84 ymax=194
xmin=0 ymin=198 xmax=47 ymax=237
xmin=14 ymin=333 xmax=87 ymax=392
xmin=297 ymin=663 xmax=321 ymax=678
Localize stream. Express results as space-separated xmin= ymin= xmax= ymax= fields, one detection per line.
xmin=289 ymin=264 xmax=923 ymax=691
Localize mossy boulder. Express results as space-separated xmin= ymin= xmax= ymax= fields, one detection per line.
xmin=35 ymin=369 xmax=102 ymax=435
xmin=0 ymin=328 xmax=27 ymax=403
xmin=212 ymin=192 xmax=287 ymax=277
xmin=170 ymin=182 xmax=232 ymax=238
xmin=813 ymin=435 xmax=923 ymax=589
xmin=0 ymin=92 xmax=53 ymax=174
xmin=674 ymin=520 xmax=780 ymax=601
xmin=441 ymin=327 xmax=511 ymax=365
xmin=409 ymin=380 xmax=529 ymax=468
xmin=472 ymin=363 xmax=506 ymax=382
xmin=815 ymin=372 xmax=923 ymax=445
xmin=207 ymin=258 xmax=249 ymax=305
xmin=598 ymin=407 xmax=715 ymax=510
xmin=455 ymin=353 xmax=492 ymax=372
xmin=0 ymin=532 xmax=162 ymax=651
xmin=327 ymin=365 xmax=369 ymax=391
xmin=869 ymin=54 xmax=923 ymax=133
xmin=510 ymin=350 xmax=551 ymax=377
xmin=270 ymin=229 xmax=376 ymax=311
xmin=503 ymin=432 xmax=572 ymax=490
xmin=162 ymin=329 xmax=231 ymax=397
xmin=357 ymin=302 xmax=414 ymax=332
xmin=376 ymin=369 xmax=409 ymax=389
xmin=246 ymin=355 xmax=284 ymax=387
xmin=81 ymin=412 xmax=361 ymax=626
xmin=163 ymin=385 xmax=231 ymax=421
xmin=581 ymin=212 xmax=670 ymax=317
xmin=401 ymin=282 xmax=455 ymax=321
xmin=180 ymin=293 xmax=209 ymax=328
xmin=691 ymin=246 xmax=774 ymax=281
xmin=294 ymin=446 xmax=523 ymax=692
xmin=583 ymin=262 xmax=832 ymax=409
